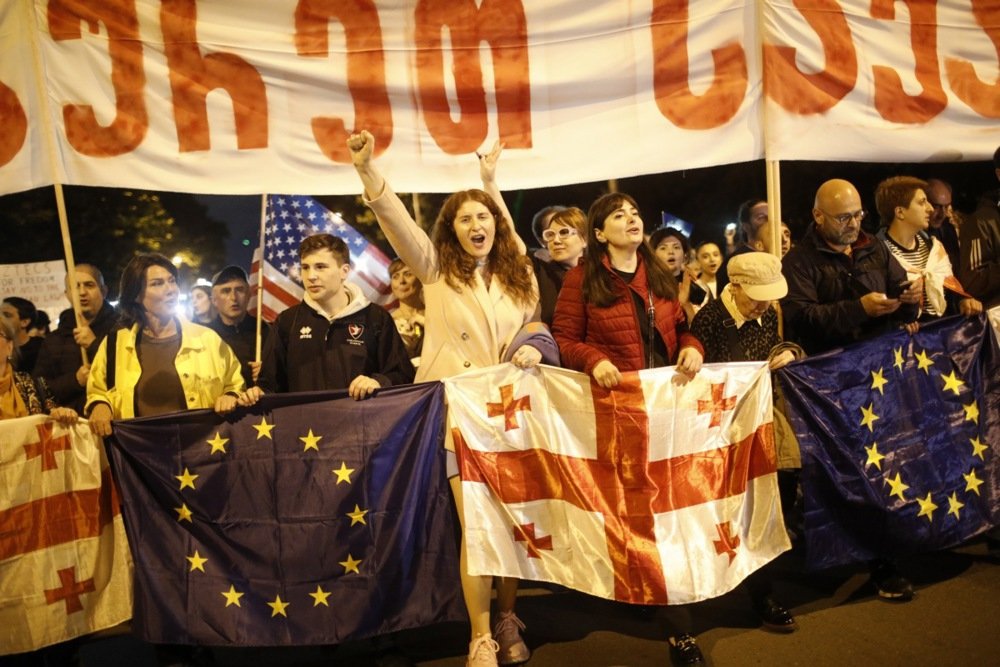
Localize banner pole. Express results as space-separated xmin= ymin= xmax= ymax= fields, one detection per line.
xmin=766 ymin=160 xmax=782 ymax=258
xmin=24 ymin=0 xmax=86 ymax=364
xmin=255 ymin=194 xmax=268 ymax=370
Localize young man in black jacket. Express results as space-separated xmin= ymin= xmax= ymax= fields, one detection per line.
xmin=256 ymin=234 xmax=414 ymax=397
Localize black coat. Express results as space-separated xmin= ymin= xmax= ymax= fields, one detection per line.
xmin=33 ymin=302 xmax=117 ymax=412
xmin=259 ymin=299 xmax=414 ymax=394
xmin=781 ymin=228 xmax=917 ymax=355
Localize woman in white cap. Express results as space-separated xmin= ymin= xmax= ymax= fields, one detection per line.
xmin=690 ymin=252 xmax=799 ymax=369
xmin=690 ymin=251 xmax=804 ymax=636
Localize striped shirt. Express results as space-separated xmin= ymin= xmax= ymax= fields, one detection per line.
xmin=884 ymin=232 xmax=935 ymax=314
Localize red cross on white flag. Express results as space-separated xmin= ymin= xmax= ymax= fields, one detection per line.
xmin=0 ymin=416 xmax=133 ymax=655
xmin=445 ymin=362 xmax=789 ymax=605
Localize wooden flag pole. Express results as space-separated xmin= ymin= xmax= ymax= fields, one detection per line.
xmin=766 ymin=160 xmax=782 ymax=258
xmin=255 ymin=193 xmax=268 ymax=368
xmin=25 ymin=1 xmax=86 ymax=365
xmin=766 ymin=160 xmax=785 ymax=339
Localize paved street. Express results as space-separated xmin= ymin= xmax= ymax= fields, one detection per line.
xmin=62 ymin=538 xmax=1000 ymax=667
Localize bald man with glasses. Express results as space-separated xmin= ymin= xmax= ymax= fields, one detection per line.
xmin=781 ymin=178 xmax=920 ymax=356
xmin=780 ymin=178 xmax=923 ymax=603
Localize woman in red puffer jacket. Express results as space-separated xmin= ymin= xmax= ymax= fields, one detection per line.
xmin=552 ymin=192 xmax=703 ymax=386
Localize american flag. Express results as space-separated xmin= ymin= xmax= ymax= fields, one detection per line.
xmin=249 ymin=195 xmax=393 ymax=321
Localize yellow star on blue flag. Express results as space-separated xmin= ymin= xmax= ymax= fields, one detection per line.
xmin=300 ymin=429 xmax=322 ymax=452
xmin=253 ymin=417 xmax=276 ymax=440
xmin=870 ymin=368 xmax=888 ymax=395
xmin=915 ymin=349 xmax=934 ymax=374
xmin=940 ymin=370 xmax=965 ymax=396
xmin=860 ymin=403 xmax=879 ymax=432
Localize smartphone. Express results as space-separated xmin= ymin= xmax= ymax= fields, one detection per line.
xmin=885 ymin=279 xmax=912 ymax=299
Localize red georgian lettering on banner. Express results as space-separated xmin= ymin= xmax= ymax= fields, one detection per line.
xmin=295 ymin=0 xmax=394 ymax=163
xmin=763 ymin=0 xmax=856 ymax=115
xmin=414 ymin=0 xmax=531 ymax=154
xmin=945 ymin=0 xmax=1000 ymax=119
xmin=161 ymin=0 xmax=268 ymax=152
xmin=651 ymin=0 xmax=747 ymax=130
xmin=0 ymin=81 xmax=27 ymax=167
xmin=870 ymin=0 xmax=946 ymax=124
xmin=48 ymin=0 xmax=149 ymax=156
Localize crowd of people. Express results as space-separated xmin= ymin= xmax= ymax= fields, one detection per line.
xmin=3 ymin=143 xmax=1000 ymax=667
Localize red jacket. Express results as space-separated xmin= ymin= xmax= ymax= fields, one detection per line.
xmin=552 ymin=255 xmax=703 ymax=374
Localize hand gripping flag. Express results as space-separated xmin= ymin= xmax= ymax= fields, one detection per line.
xmin=249 ymin=195 xmax=394 ymax=321
xmin=106 ymin=383 xmax=463 ymax=646
xmin=777 ymin=315 xmax=1000 ymax=571
xmin=0 ymin=416 xmax=132 ymax=655
xmin=444 ymin=362 xmax=790 ymax=605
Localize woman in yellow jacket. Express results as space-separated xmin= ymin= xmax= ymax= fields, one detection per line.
xmin=86 ymin=253 xmax=244 ymax=436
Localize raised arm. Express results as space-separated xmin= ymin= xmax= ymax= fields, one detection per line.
xmin=347 ymin=131 xmax=439 ymax=283
xmin=478 ymin=141 xmax=527 ymax=256
xmin=347 ymin=130 xmax=386 ymax=201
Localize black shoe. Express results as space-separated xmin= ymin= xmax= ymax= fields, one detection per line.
xmin=753 ymin=597 xmax=798 ymax=633
xmin=668 ymin=634 xmax=704 ymax=666
xmin=373 ymin=634 xmax=414 ymax=667
xmin=871 ymin=566 xmax=914 ymax=601
xmin=374 ymin=649 xmax=414 ymax=667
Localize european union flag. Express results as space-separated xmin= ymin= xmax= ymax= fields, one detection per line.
xmin=777 ymin=315 xmax=1000 ymax=571
xmin=107 ymin=383 xmax=464 ymax=645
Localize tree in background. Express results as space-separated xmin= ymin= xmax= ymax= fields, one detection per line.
xmin=0 ymin=186 xmax=228 ymax=295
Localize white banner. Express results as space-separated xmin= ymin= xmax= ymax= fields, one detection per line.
xmin=0 ymin=260 xmax=67 ymax=326
xmin=0 ymin=1 xmax=997 ymax=197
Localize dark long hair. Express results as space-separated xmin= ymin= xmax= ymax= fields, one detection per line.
xmin=117 ymin=253 xmax=178 ymax=329
xmin=431 ymin=189 xmax=535 ymax=307
xmin=582 ymin=193 xmax=677 ymax=307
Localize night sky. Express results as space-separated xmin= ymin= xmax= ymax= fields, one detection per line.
xmin=195 ymin=157 xmax=996 ymax=275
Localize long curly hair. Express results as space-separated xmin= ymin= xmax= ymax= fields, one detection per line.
xmin=583 ymin=193 xmax=677 ymax=307
xmin=431 ymin=189 xmax=535 ymax=307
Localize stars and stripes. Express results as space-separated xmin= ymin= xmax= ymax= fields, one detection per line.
xmin=249 ymin=195 xmax=394 ymax=321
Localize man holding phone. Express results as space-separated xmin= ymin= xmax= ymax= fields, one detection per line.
xmin=781 ymin=178 xmax=922 ymax=602
xmin=875 ymin=176 xmax=982 ymax=320
xmin=781 ymin=178 xmax=920 ymax=355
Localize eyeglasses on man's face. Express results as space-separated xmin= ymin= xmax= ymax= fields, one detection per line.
xmin=821 ymin=209 xmax=866 ymax=225
xmin=543 ymin=227 xmax=578 ymax=243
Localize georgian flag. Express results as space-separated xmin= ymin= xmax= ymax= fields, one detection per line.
xmin=444 ymin=362 xmax=789 ymax=605
xmin=0 ymin=415 xmax=133 ymax=654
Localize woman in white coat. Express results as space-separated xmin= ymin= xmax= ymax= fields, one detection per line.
xmin=348 ymin=130 xmax=543 ymax=667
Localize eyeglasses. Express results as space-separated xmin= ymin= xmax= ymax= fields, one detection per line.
xmin=821 ymin=209 xmax=866 ymax=225
xmin=542 ymin=227 xmax=578 ymax=243
xmin=930 ymin=202 xmax=951 ymax=211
